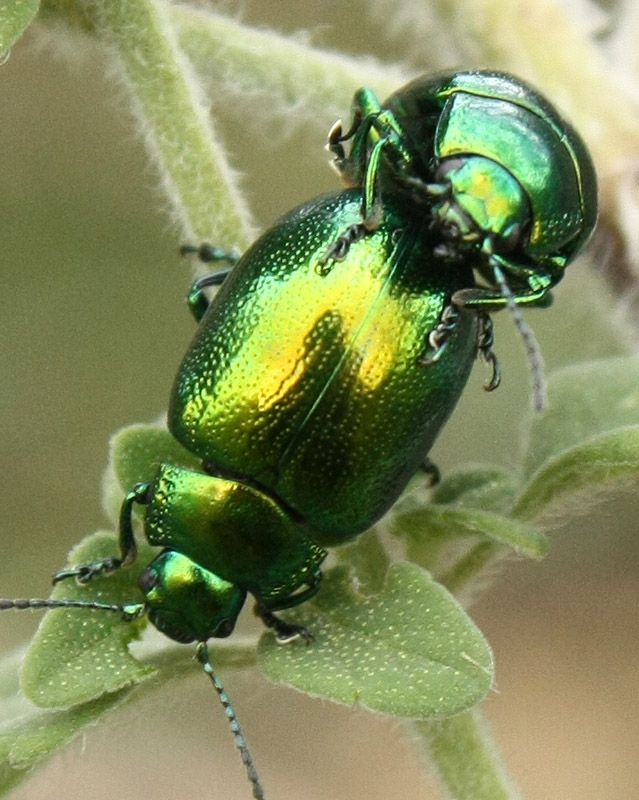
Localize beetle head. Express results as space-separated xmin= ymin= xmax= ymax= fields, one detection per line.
xmin=139 ymin=550 xmax=246 ymax=643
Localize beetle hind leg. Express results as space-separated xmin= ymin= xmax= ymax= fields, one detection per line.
xmin=255 ymin=604 xmax=314 ymax=644
xmin=420 ymin=457 xmax=441 ymax=487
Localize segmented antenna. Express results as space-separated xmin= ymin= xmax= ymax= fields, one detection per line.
xmin=0 ymin=597 xmax=143 ymax=618
xmin=196 ymin=641 xmax=266 ymax=800
xmin=493 ymin=264 xmax=548 ymax=412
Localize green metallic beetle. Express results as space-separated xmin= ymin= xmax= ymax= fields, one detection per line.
xmin=52 ymin=188 xmax=495 ymax=645
xmin=3 ymin=187 xmax=498 ymax=800
xmin=328 ymin=70 xmax=598 ymax=313
xmin=1 ymin=71 xmax=597 ymax=799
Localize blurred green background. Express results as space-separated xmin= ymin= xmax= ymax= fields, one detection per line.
xmin=1 ymin=3 xmax=637 ymax=799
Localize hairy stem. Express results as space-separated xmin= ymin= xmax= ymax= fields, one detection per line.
xmin=415 ymin=709 xmax=520 ymax=800
xmin=77 ymin=0 xmax=254 ymax=246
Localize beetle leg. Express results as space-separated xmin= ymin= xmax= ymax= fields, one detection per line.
xmin=327 ymin=113 xmax=365 ymax=184
xmin=52 ymin=483 xmax=151 ymax=585
xmin=317 ymin=221 xmax=370 ymax=273
xmin=180 ymin=244 xmax=240 ymax=321
xmin=456 ymin=250 xmax=555 ymax=312
xmin=186 ymin=271 xmax=233 ymax=322
xmin=477 ymin=313 xmax=501 ymax=392
xmin=420 ymin=458 xmax=441 ymax=487
xmin=451 ymin=285 xmax=551 ymax=312
xmin=420 ymin=303 xmax=461 ymax=366
xmin=180 ymin=243 xmax=240 ymax=265
xmin=326 ymin=118 xmax=347 ymax=162
xmin=328 ymin=87 xmax=382 ymax=185
xmin=254 ymin=604 xmax=314 ymax=644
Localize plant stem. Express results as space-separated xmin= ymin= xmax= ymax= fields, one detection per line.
xmin=415 ymin=709 xmax=520 ymax=800
xmin=439 ymin=541 xmax=501 ymax=597
xmin=77 ymin=0 xmax=254 ymax=247
xmin=170 ymin=4 xmax=407 ymax=121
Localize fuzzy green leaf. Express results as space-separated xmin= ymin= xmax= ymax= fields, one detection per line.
xmin=21 ymin=531 xmax=157 ymax=709
xmin=396 ymin=504 xmax=548 ymax=563
xmin=430 ymin=465 xmax=520 ymax=513
xmin=257 ymin=564 xmax=493 ymax=719
xmin=0 ymin=634 xmax=256 ymax=796
xmin=0 ymin=685 xmax=128 ymax=797
xmin=0 ymin=0 xmax=39 ymax=53
xmin=110 ymin=422 xmax=199 ymax=490
xmin=103 ymin=422 xmax=199 ymax=521
xmin=334 ymin=529 xmax=390 ymax=595
xmin=523 ymin=356 xmax=639 ymax=476
xmin=515 ymin=426 xmax=639 ymax=521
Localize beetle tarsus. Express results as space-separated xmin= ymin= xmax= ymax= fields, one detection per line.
xmin=255 ymin=604 xmax=314 ymax=644
xmin=420 ymin=303 xmax=461 ymax=366
xmin=477 ymin=313 xmax=501 ymax=391
xmin=52 ymin=557 xmax=123 ymax=586
xmin=317 ymin=222 xmax=369 ymax=273
xmin=180 ymin=243 xmax=240 ymax=266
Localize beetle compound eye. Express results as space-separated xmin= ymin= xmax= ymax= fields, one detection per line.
xmin=138 ymin=567 xmax=158 ymax=594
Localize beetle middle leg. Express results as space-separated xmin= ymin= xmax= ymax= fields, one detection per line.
xmin=180 ymin=243 xmax=240 ymax=265
xmin=181 ymin=244 xmax=240 ymax=322
xmin=52 ymin=482 xmax=151 ymax=585
xmin=186 ymin=272 xmax=234 ymax=322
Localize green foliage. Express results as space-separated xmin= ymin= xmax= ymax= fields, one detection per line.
xmin=21 ymin=533 xmax=156 ymax=708
xmin=0 ymin=0 xmax=39 ymax=53
xmin=0 ymin=682 xmax=128 ymax=796
xmin=4 ymin=352 xmax=639 ymax=795
xmin=258 ymin=564 xmax=493 ymax=718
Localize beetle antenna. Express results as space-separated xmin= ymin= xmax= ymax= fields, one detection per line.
xmin=493 ymin=265 xmax=548 ymax=412
xmin=196 ymin=641 xmax=266 ymax=800
xmin=0 ymin=597 xmax=144 ymax=618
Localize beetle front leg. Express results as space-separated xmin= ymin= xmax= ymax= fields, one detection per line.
xmin=451 ymin=285 xmax=552 ymax=312
xmin=329 ymin=88 xmax=413 ymax=217
xmin=327 ymin=87 xmax=383 ymax=186
xmin=456 ymin=252 xmax=556 ymax=312
xmin=52 ymin=483 xmax=151 ymax=585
